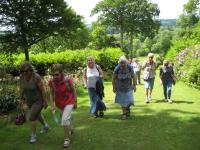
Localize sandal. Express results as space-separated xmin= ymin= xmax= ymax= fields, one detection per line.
xmin=63 ymin=139 xmax=70 ymax=148
xmin=126 ymin=107 xmax=130 ymax=117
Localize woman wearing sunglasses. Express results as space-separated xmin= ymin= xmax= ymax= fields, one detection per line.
xmin=48 ymin=64 xmax=77 ymax=148
xmin=19 ymin=61 xmax=49 ymax=144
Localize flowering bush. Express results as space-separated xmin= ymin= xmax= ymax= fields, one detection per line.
xmin=173 ymin=45 xmax=200 ymax=87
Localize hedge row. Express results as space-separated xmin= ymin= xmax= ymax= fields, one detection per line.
xmin=0 ymin=48 xmax=124 ymax=76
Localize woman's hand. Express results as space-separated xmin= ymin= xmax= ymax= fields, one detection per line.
xmin=113 ymin=87 xmax=116 ymax=93
xmin=43 ymin=100 xmax=48 ymax=109
xmin=50 ymin=105 xmax=55 ymax=112
xmin=18 ymin=99 xmax=24 ymax=110
xmin=73 ymin=101 xmax=77 ymax=109
xmin=160 ymin=79 xmax=163 ymax=85
xmin=83 ymin=84 xmax=87 ymax=89
xmin=132 ymin=85 xmax=136 ymax=92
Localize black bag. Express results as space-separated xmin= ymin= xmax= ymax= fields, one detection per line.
xmin=96 ymin=100 xmax=106 ymax=111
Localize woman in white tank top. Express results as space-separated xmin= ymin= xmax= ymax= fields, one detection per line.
xmin=83 ymin=56 xmax=104 ymax=118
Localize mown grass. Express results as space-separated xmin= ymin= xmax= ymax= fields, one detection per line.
xmin=0 ymin=74 xmax=200 ymax=150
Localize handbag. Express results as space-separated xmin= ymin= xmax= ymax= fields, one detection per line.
xmin=15 ymin=113 xmax=26 ymax=125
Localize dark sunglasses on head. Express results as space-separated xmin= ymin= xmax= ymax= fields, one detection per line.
xmin=20 ymin=70 xmax=29 ymax=73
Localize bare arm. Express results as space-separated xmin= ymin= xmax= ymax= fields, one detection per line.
xmin=112 ymin=73 xmax=117 ymax=93
xmin=48 ymin=84 xmax=56 ymax=112
xmin=131 ymin=70 xmax=137 ymax=92
xmin=83 ymin=69 xmax=87 ymax=88
xmin=37 ymin=79 xmax=48 ymax=108
xmin=71 ymin=82 xmax=77 ymax=109
xmin=97 ymin=65 xmax=104 ymax=78
xmin=19 ymin=78 xmax=25 ymax=108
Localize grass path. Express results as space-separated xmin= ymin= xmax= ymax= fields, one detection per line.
xmin=0 ymin=76 xmax=200 ymax=150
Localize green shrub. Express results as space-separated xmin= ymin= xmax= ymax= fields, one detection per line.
xmin=136 ymin=48 xmax=149 ymax=57
xmin=155 ymin=54 xmax=165 ymax=67
xmin=0 ymin=88 xmax=18 ymax=114
xmin=1 ymin=48 xmax=124 ymax=76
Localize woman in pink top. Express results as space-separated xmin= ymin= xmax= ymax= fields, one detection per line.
xmin=49 ymin=64 xmax=77 ymax=148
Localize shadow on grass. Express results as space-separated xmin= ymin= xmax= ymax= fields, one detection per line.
xmin=0 ymin=105 xmax=200 ymax=150
xmin=70 ymin=106 xmax=200 ymax=150
xmin=153 ymin=99 xmax=194 ymax=104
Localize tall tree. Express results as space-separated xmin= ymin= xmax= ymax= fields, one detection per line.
xmin=124 ymin=0 xmax=160 ymax=56
xmin=0 ymin=0 xmax=83 ymax=60
xmin=91 ymin=0 xmax=160 ymax=53
xmin=177 ymin=0 xmax=200 ymax=28
xmin=91 ymin=0 xmax=127 ymax=50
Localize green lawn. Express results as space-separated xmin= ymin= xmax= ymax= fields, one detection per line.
xmin=0 ymin=75 xmax=200 ymax=150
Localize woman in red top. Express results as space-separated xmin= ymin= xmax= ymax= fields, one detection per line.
xmin=49 ymin=64 xmax=77 ymax=148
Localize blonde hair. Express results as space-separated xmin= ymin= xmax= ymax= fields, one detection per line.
xmin=87 ymin=56 xmax=95 ymax=62
xmin=148 ymin=53 xmax=154 ymax=58
xmin=163 ymin=59 xmax=169 ymax=65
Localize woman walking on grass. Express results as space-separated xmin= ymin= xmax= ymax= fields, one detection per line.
xmin=83 ymin=56 xmax=106 ymax=118
xmin=160 ymin=60 xmax=175 ymax=103
xmin=19 ymin=61 xmax=49 ymax=144
xmin=112 ymin=56 xmax=137 ymax=120
xmin=48 ymin=64 xmax=77 ymax=148
xmin=142 ymin=53 xmax=156 ymax=103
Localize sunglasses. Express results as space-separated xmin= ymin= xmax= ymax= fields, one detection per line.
xmin=52 ymin=73 xmax=60 ymax=76
xmin=20 ymin=70 xmax=29 ymax=73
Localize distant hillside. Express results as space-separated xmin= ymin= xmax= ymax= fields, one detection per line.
xmin=86 ymin=19 xmax=177 ymax=29
xmin=158 ymin=19 xmax=177 ymax=27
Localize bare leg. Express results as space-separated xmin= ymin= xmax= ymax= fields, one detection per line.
xmin=37 ymin=113 xmax=45 ymax=126
xmin=149 ymin=89 xmax=153 ymax=100
xmin=64 ymin=125 xmax=70 ymax=140
xmin=30 ymin=121 xmax=36 ymax=134
xmin=121 ymin=107 xmax=127 ymax=119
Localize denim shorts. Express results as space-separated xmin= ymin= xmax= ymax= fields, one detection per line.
xmin=144 ymin=77 xmax=155 ymax=89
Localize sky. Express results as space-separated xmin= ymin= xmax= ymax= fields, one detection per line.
xmin=65 ymin=0 xmax=189 ymax=24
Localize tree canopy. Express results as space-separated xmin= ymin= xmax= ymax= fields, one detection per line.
xmin=0 ymin=0 xmax=83 ymax=60
xmin=91 ymin=0 xmax=160 ymax=53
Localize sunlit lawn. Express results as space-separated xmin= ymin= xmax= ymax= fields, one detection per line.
xmin=0 ymin=75 xmax=200 ymax=150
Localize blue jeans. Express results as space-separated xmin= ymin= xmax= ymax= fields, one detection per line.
xmin=135 ymin=71 xmax=141 ymax=84
xmin=88 ymin=88 xmax=100 ymax=114
xmin=163 ymin=80 xmax=172 ymax=99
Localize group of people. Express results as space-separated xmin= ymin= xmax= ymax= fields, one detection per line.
xmin=18 ymin=52 xmax=175 ymax=148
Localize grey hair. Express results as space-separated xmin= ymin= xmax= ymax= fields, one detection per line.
xmin=118 ymin=56 xmax=128 ymax=64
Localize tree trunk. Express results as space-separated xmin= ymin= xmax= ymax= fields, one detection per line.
xmin=129 ymin=32 xmax=133 ymax=58
xmin=24 ymin=47 xmax=29 ymax=61
xmin=120 ymin=24 xmax=124 ymax=50
xmin=42 ymin=40 xmax=46 ymax=52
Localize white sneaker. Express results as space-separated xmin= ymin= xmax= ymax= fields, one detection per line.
xmin=40 ymin=124 xmax=50 ymax=134
xmin=163 ymin=98 xmax=168 ymax=102
xmin=167 ymin=99 xmax=172 ymax=103
xmin=146 ymin=97 xmax=150 ymax=103
xmin=30 ymin=134 xmax=36 ymax=144
xmin=148 ymin=96 xmax=151 ymax=101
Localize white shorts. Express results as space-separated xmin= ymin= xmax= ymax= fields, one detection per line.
xmin=61 ymin=105 xmax=74 ymax=126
